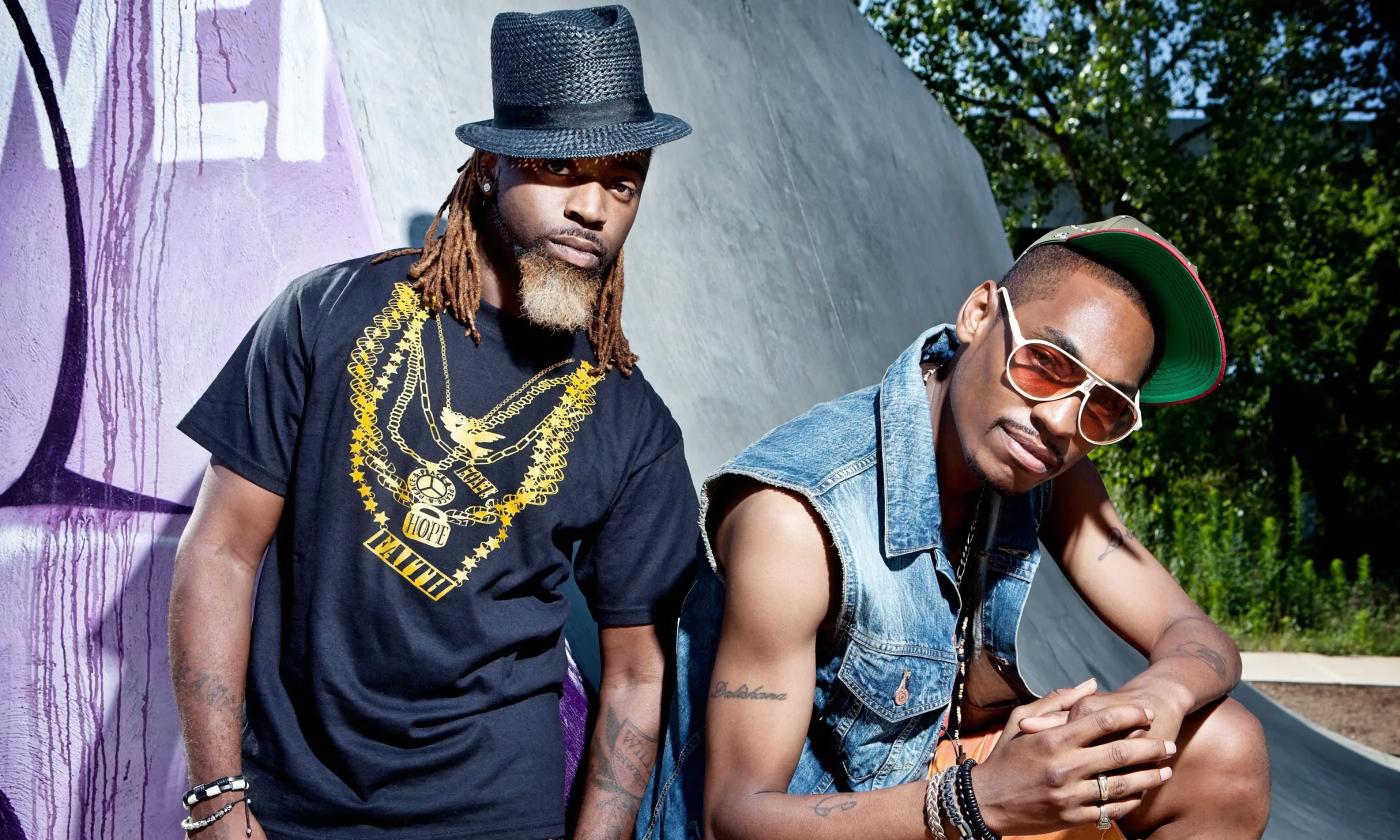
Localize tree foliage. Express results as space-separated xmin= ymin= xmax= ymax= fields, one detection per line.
xmin=860 ymin=0 xmax=1400 ymax=639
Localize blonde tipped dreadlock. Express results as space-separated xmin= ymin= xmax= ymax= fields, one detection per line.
xmin=373 ymin=151 xmax=638 ymax=376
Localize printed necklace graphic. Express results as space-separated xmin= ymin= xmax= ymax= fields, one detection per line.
xmin=348 ymin=283 xmax=602 ymax=601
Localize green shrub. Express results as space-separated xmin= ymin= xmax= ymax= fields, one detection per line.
xmin=1096 ymin=455 xmax=1399 ymax=655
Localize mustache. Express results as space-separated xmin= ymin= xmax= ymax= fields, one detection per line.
xmin=527 ymin=227 xmax=610 ymax=265
xmin=993 ymin=417 xmax=1066 ymax=470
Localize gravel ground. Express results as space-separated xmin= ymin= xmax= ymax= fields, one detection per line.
xmin=1250 ymin=682 xmax=1400 ymax=756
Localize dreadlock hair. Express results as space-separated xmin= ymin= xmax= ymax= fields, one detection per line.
xmin=372 ymin=150 xmax=639 ymax=376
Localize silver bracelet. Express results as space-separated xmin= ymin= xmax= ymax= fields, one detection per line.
xmin=180 ymin=799 xmax=238 ymax=833
xmin=924 ymin=767 xmax=950 ymax=840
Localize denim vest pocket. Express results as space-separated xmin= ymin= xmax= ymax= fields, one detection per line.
xmin=828 ymin=639 xmax=954 ymax=784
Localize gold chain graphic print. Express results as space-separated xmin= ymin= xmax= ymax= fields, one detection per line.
xmin=347 ymin=283 xmax=602 ymax=601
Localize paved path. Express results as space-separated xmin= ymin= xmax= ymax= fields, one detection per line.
xmin=1241 ymin=651 xmax=1400 ymax=686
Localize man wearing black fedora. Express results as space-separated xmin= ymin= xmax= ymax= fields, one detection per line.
xmin=170 ymin=6 xmax=697 ymax=839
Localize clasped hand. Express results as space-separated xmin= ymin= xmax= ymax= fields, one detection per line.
xmin=969 ymin=678 xmax=1177 ymax=835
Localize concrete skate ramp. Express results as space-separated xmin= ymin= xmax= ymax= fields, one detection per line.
xmin=1020 ymin=560 xmax=1400 ymax=835
xmin=321 ymin=1 xmax=1400 ymax=836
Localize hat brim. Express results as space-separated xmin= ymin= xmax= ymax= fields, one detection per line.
xmin=454 ymin=113 xmax=691 ymax=158
xmin=1063 ymin=229 xmax=1226 ymax=405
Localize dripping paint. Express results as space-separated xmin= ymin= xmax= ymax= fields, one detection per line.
xmin=0 ymin=2 xmax=379 ymax=837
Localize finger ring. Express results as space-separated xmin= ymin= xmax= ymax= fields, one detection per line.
xmin=1097 ymin=804 xmax=1111 ymax=830
xmin=1096 ymin=773 xmax=1109 ymax=804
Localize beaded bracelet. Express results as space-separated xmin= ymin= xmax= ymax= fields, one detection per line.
xmin=923 ymin=767 xmax=950 ymax=840
xmin=182 ymin=775 xmax=248 ymax=808
xmin=180 ymin=796 xmax=253 ymax=837
xmin=941 ymin=764 xmax=972 ymax=839
xmin=180 ymin=798 xmax=238 ymax=832
xmin=955 ymin=759 xmax=1000 ymax=840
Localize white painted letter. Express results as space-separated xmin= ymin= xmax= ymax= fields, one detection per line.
xmin=277 ymin=0 xmax=328 ymax=162
xmin=0 ymin=0 xmax=116 ymax=170
xmin=150 ymin=0 xmax=267 ymax=164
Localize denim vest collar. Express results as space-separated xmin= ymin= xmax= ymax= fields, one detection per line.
xmin=879 ymin=324 xmax=958 ymax=558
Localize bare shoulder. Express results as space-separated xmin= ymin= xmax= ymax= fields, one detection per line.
xmin=714 ymin=482 xmax=829 ymax=562
xmin=711 ymin=481 xmax=837 ymax=643
xmin=1042 ymin=456 xmax=1113 ymax=541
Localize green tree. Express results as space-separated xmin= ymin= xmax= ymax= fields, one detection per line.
xmin=859 ymin=0 xmax=1400 ymax=647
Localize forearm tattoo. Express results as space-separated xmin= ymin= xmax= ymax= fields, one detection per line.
xmin=1173 ymin=641 xmax=1229 ymax=679
xmin=1096 ymin=527 xmax=1135 ymax=562
xmin=170 ymin=656 xmax=242 ymax=718
xmin=812 ymin=794 xmax=857 ymax=818
xmin=709 ymin=680 xmax=788 ymax=701
xmin=578 ymin=705 xmax=658 ymax=840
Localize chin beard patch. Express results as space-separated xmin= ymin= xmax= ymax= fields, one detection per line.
xmin=516 ymin=248 xmax=603 ymax=333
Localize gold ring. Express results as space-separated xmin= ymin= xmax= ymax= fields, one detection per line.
xmin=1097 ymin=773 xmax=1109 ymax=804
xmin=1097 ymin=804 xmax=1111 ymax=830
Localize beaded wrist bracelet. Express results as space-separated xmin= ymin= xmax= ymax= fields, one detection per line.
xmin=182 ymin=775 xmax=248 ymax=808
xmin=955 ymin=759 xmax=1000 ymax=840
xmin=180 ymin=795 xmax=253 ymax=837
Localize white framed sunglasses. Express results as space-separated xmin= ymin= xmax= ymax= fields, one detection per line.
xmin=996 ymin=286 xmax=1144 ymax=445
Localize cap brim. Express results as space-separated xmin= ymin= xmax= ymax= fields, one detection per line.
xmin=1064 ymin=229 xmax=1226 ymax=405
xmin=454 ymin=113 xmax=691 ymax=158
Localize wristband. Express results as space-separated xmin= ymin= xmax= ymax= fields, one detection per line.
xmin=182 ymin=775 xmax=248 ymax=808
xmin=941 ymin=764 xmax=972 ymax=839
xmin=955 ymin=759 xmax=1000 ymax=840
xmin=923 ymin=766 xmax=950 ymax=840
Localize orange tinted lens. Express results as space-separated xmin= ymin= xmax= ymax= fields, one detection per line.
xmin=1009 ymin=343 xmax=1085 ymax=398
xmin=1081 ymin=386 xmax=1137 ymax=442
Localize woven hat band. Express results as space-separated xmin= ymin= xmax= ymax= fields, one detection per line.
xmin=493 ymin=95 xmax=655 ymax=131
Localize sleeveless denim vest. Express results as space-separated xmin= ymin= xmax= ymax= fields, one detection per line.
xmin=636 ymin=326 xmax=1053 ymax=840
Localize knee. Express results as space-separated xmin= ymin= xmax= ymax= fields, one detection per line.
xmin=1186 ymin=697 xmax=1271 ymax=817
xmin=1198 ymin=698 xmax=1269 ymax=777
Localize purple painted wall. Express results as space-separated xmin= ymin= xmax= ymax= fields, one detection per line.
xmin=0 ymin=1 xmax=380 ymax=836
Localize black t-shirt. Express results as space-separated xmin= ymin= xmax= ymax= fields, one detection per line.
xmin=178 ymin=254 xmax=699 ymax=839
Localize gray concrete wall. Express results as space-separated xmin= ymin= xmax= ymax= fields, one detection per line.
xmin=323 ymin=0 xmax=1013 ymax=478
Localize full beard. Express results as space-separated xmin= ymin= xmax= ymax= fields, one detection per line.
xmin=516 ymin=247 xmax=604 ymax=333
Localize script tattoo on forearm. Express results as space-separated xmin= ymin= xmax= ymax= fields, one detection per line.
xmin=812 ymin=794 xmax=857 ymax=818
xmin=1174 ymin=641 xmax=1228 ymax=679
xmin=170 ymin=656 xmax=242 ymax=718
xmin=709 ymin=680 xmax=788 ymax=701
xmin=579 ymin=705 xmax=658 ymax=840
xmin=1096 ymin=527 xmax=1135 ymax=562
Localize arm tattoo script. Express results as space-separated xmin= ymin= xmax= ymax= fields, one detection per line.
xmin=709 ymin=680 xmax=788 ymax=701
xmin=1096 ymin=527 xmax=1135 ymax=562
xmin=579 ymin=706 xmax=658 ymax=840
xmin=812 ymin=794 xmax=857 ymax=818
xmin=1173 ymin=641 xmax=1229 ymax=679
xmin=170 ymin=658 xmax=242 ymax=718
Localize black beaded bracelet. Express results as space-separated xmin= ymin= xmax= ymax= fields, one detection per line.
xmin=955 ymin=759 xmax=1000 ymax=840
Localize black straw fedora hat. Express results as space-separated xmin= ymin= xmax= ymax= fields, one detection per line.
xmin=455 ymin=5 xmax=691 ymax=158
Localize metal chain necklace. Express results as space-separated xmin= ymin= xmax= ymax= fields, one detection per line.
xmin=947 ymin=486 xmax=986 ymax=765
xmin=922 ymin=362 xmax=990 ymax=764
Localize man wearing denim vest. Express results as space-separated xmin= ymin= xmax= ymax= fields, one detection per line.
xmin=637 ymin=218 xmax=1271 ymax=840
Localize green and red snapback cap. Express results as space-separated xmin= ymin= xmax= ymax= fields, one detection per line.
xmin=1019 ymin=215 xmax=1226 ymax=405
